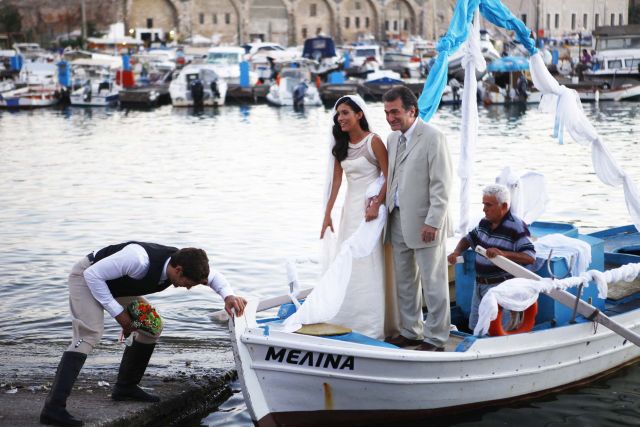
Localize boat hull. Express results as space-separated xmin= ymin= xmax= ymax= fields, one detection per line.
xmin=231 ymin=301 xmax=640 ymax=426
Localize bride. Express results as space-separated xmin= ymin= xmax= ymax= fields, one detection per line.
xmin=320 ymin=95 xmax=390 ymax=339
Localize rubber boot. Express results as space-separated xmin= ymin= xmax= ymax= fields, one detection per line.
xmin=40 ymin=351 xmax=87 ymax=427
xmin=111 ymin=341 xmax=159 ymax=402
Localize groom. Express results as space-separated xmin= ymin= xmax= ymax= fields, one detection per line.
xmin=382 ymin=87 xmax=453 ymax=352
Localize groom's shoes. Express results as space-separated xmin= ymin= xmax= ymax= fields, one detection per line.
xmin=384 ymin=335 xmax=424 ymax=348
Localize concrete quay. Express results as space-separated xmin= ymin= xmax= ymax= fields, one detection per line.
xmin=0 ymin=338 xmax=237 ymax=426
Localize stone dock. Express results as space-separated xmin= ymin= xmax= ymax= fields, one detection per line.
xmin=0 ymin=337 xmax=237 ymax=426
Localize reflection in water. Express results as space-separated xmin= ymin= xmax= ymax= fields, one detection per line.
xmin=1 ymin=102 xmax=640 ymax=425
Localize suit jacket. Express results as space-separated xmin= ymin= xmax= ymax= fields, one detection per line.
xmin=384 ymin=118 xmax=453 ymax=249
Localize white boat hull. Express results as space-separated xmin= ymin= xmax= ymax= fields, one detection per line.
xmin=266 ymin=78 xmax=322 ymax=107
xmin=577 ymin=84 xmax=640 ymax=102
xmin=0 ymin=86 xmax=59 ymax=108
xmin=231 ymin=300 xmax=640 ymax=426
xmin=70 ymin=92 xmax=119 ymax=106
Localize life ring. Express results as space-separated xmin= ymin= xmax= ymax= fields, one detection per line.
xmin=488 ymin=301 xmax=538 ymax=336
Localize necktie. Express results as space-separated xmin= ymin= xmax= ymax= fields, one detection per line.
xmin=396 ymin=135 xmax=407 ymax=165
xmin=389 ymin=135 xmax=407 ymax=212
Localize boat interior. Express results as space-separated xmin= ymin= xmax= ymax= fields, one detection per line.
xmin=256 ymin=222 xmax=640 ymax=352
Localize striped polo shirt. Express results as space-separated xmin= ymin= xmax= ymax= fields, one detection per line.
xmin=464 ymin=210 xmax=536 ymax=280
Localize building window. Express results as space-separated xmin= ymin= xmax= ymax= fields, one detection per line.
xmin=385 ymin=20 xmax=389 ymax=30
xmin=199 ymin=13 xmax=204 ymax=24
xmin=595 ymin=14 xmax=599 ymax=27
xmin=583 ymin=13 xmax=587 ymax=29
xmin=146 ymin=18 xmax=153 ymax=28
xmin=310 ymin=3 xmax=316 ymax=17
xmin=610 ymin=13 xmax=615 ymax=25
xmin=366 ymin=17 xmax=370 ymax=28
xmin=302 ymin=28 xmax=307 ymax=39
xmin=404 ymin=19 xmax=408 ymax=31
xmin=393 ymin=20 xmax=397 ymax=31
xmin=355 ymin=1 xmax=361 ymax=10
xmin=619 ymin=14 xmax=623 ymax=25
xmin=555 ymin=14 xmax=559 ymax=29
xmin=355 ymin=16 xmax=360 ymax=28
xmin=213 ymin=14 xmax=217 ymax=24
xmin=546 ymin=14 xmax=550 ymax=30
xmin=345 ymin=17 xmax=350 ymax=28
xmin=521 ymin=14 xmax=527 ymax=25
xmin=571 ymin=13 xmax=576 ymax=30
xmin=225 ymin=13 xmax=230 ymax=24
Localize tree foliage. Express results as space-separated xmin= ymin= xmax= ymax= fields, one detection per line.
xmin=0 ymin=4 xmax=22 ymax=33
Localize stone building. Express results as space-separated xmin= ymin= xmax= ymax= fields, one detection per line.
xmin=121 ymin=0 xmax=455 ymax=46
xmin=502 ymin=0 xmax=629 ymax=38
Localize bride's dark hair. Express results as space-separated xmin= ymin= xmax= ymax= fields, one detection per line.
xmin=332 ymin=97 xmax=369 ymax=162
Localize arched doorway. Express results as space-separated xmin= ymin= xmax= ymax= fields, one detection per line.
xmin=293 ymin=0 xmax=335 ymax=44
xmin=248 ymin=0 xmax=289 ymax=46
xmin=127 ymin=0 xmax=179 ymax=44
xmin=340 ymin=0 xmax=378 ymax=44
xmin=383 ymin=0 xmax=415 ymax=41
xmin=191 ymin=0 xmax=241 ymax=45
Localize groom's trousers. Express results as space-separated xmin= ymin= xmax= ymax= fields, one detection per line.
xmin=389 ymin=209 xmax=450 ymax=347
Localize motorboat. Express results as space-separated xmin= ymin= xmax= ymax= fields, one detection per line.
xmin=584 ymin=25 xmax=640 ymax=86
xmin=169 ymin=63 xmax=228 ymax=107
xmin=301 ymin=36 xmax=342 ymax=77
xmin=479 ymin=56 xmax=542 ymax=105
xmin=207 ymin=46 xmax=257 ymax=86
xmin=343 ymin=44 xmax=383 ymax=79
xmin=0 ymin=61 xmax=60 ymax=108
xmin=69 ymin=56 xmax=122 ymax=107
xmin=265 ymin=62 xmax=322 ymax=107
xmin=230 ymin=222 xmax=640 ymax=426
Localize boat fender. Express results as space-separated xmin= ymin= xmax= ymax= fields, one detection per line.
xmin=488 ymin=302 xmax=538 ymax=336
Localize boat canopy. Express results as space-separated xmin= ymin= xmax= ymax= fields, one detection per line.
xmin=302 ymin=36 xmax=336 ymax=60
xmin=487 ymin=56 xmax=529 ymax=72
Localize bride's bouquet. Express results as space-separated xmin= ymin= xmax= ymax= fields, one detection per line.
xmin=128 ymin=301 xmax=163 ymax=337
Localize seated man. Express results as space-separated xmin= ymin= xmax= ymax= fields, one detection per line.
xmin=447 ymin=184 xmax=535 ymax=331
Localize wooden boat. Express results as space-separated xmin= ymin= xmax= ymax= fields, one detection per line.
xmin=229 ymin=221 xmax=640 ymax=426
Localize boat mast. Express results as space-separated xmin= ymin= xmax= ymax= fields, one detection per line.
xmin=81 ymin=0 xmax=87 ymax=49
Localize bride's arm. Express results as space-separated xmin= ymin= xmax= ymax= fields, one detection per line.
xmin=365 ymin=136 xmax=388 ymax=221
xmin=321 ymin=158 xmax=343 ymax=238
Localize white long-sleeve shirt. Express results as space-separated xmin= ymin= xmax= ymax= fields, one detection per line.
xmin=83 ymin=243 xmax=235 ymax=317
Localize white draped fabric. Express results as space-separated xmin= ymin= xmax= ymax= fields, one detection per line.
xmin=457 ymin=16 xmax=486 ymax=235
xmin=495 ymin=166 xmax=548 ymax=224
xmin=283 ymin=177 xmax=386 ymax=333
xmin=474 ymin=262 xmax=640 ymax=336
xmin=529 ymin=52 xmax=640 ymax=232
xmin=533 ymin=233 xmax=592 ymax=277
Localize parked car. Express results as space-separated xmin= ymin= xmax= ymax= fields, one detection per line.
xmin=382 ymin=52 xmax=421 ymax=78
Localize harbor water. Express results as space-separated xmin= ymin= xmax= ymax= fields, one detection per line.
xmin=1 ymin=101 xmax=639 ymax=426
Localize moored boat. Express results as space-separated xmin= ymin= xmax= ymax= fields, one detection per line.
xmin=230 ymin=222 xmax=640 ymax=426
xmin=169 ymin=63 xmax=227 ymax=107
xmin=265 ymin=62 xmax=322 ymax=107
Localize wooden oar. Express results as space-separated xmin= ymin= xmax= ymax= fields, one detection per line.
xmin=475 ymin=246 xmax=640 ymax=347
xmin=211 ymin=288 xmax=313 ymax=321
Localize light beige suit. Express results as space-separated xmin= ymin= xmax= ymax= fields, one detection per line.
xmin=385 ymin=118 xmax=453 ymax=347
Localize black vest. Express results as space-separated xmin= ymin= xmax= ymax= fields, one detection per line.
xmin=93 ymin=242 xmax=178 ymax=297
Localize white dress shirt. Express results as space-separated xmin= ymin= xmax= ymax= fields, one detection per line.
xmin=393 ymin=117 xmax=419 ymax=208
xmin=83 ymin=244 xmax=235 ymax=317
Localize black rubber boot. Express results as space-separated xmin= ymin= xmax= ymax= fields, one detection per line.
xmin=40 ymin=351 xmax=87 ymax=427
xmin=111 ymin=341 xmax=159 ymax=402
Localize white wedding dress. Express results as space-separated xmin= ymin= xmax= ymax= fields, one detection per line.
xmin=329 ymin=133 xmax=386 ymax=339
